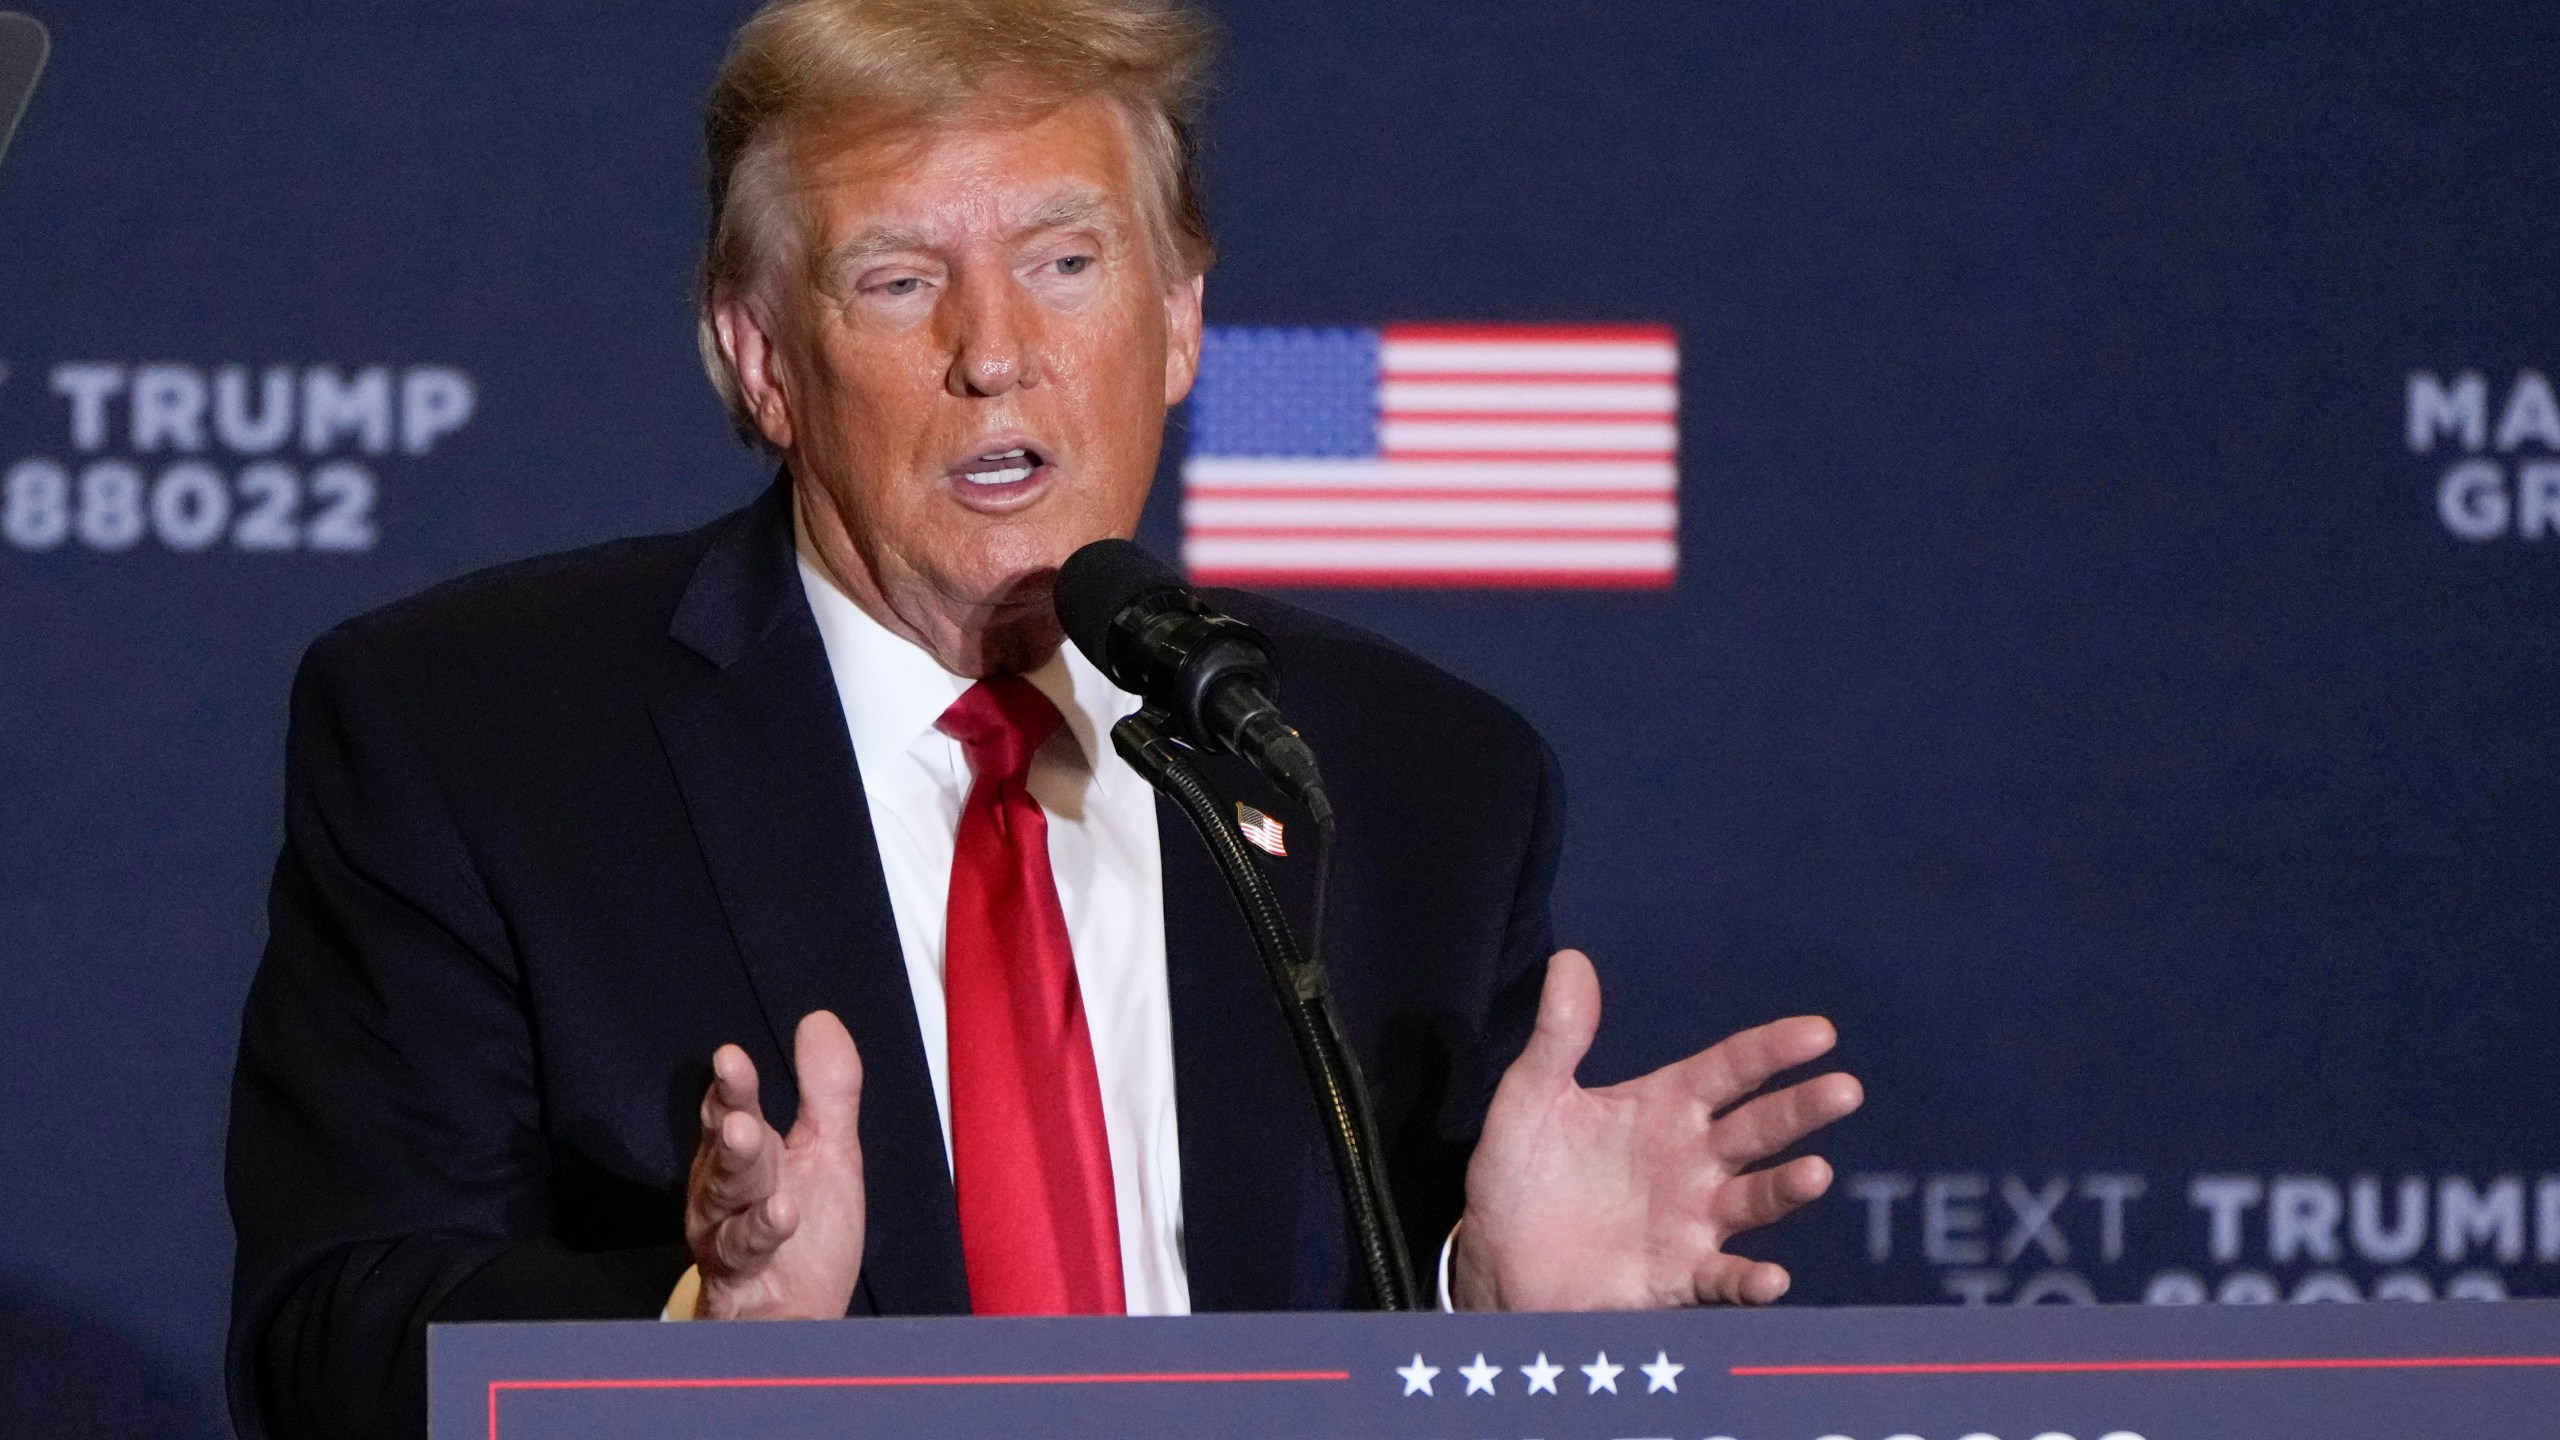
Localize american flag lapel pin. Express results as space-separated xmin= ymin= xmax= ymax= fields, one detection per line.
xmin=1236 ymin=802 xmax=1287 ymax=857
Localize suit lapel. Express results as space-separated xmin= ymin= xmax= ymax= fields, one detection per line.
xmin=650 ymin=477 xmax=969 ymax=1317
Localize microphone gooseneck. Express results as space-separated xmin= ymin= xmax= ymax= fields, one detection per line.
xmin=1057 ymin=539 xmax=1415 ymax=1309
xmin=1110 ymin=710 xmax=1418 ymax=1310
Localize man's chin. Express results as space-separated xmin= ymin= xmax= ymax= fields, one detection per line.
xmin=952 ymin=524 xmax=1124 ymax=611
xmin=897 ymin=521 xmax=1137 ymax=671
xmin=899 ymin=565 xmax=1063 ymax=677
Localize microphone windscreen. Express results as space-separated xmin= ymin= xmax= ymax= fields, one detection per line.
xmin=1055 ymin=538 xmax=1185 ymax=673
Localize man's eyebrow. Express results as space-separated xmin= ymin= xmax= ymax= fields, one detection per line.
xmin=815 ymin=225 xmax=938 ymax=286
xmin=814 ymin=192 xmax=1118 ymax=285
xmin=1013 ymin=189 xmax=1114 ymax=238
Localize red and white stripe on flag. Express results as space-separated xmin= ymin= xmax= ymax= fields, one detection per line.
xmin=1183 ymin=323 xmax=1678 ymax=588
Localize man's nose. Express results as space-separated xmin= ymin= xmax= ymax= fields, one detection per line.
xmin=943 ymin=267 xmax=1042 ymax=399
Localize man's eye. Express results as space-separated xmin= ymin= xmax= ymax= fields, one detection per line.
xmin=877 ymin=277 xmax=924 ymax=297
xmin=1055 ymin=255 xmax=1093 ymax=276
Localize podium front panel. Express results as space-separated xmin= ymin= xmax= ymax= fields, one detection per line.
xmin=433 ymin=1297 xmax=2560 ymax=1439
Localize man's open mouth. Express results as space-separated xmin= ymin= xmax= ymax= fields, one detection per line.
xmin=954 ymin=445 xmax=1048 ymax=487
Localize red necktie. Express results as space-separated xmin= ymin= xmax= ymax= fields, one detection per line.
xmin=936 ymin=675 xmax=1126 ymax=1315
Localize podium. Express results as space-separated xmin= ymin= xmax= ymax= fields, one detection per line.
xmin=434 ymin=1297 xmax=2560 ymax=1439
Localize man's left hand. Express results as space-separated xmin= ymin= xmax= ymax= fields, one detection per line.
xmin=1450 ymin=948 xmax=1863 ymax=1311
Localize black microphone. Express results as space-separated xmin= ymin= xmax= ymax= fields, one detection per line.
xmin=1055 ymin=539 xmax=1332 ymax=825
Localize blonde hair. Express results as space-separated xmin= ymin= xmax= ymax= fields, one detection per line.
xmin=696 ymin=0 xmax=1218 ymax=445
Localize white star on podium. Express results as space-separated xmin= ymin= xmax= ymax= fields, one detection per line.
xmin=1519 ymin=1352 xmax=1564 ymax=1395
xmin=1581 ymin=1351 xmax=1624 ymax=1394
xmin=1640 ymin=1350 xmax=1685 ymax=1393
xmin=1397 ymin=1354 xmax=1440 ymax=1396
xmin=1458 ymin=1352 xmax=1503 ymax=1395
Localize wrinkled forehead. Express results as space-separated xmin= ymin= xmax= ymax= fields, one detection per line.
xmin=779 ymin=89 xmax=1152 ymax=263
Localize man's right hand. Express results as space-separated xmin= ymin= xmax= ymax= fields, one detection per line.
xmin=684 ymin=1010 xmax=868 ymax=1319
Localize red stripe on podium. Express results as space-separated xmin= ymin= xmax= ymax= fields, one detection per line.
xmin=489 ymin=1370 xmax=1350 ymax=1439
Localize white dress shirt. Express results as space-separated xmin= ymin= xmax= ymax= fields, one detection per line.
xmin=797 ymin=543 xmax=1192 ymax=1317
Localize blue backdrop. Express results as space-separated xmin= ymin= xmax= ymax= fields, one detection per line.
xmin=4 ymin=3 xmax=2555 ymax=1434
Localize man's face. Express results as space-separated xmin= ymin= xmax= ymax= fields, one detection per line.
xmin=734 ymin=93 xmax=1203 ymax=670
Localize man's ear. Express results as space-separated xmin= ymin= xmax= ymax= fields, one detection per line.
xmin=1161 ymin=272 xmax=1205 ymax=408
xmin=714 ymin=291 xmax=797 ymax=452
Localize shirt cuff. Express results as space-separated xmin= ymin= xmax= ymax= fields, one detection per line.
xmin=662 ymin=1265 xmax=703 ymax=1321
xmin=1436 ymin=1219 xmax=1460 ymax=1313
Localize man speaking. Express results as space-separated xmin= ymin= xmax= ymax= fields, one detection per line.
xmin=224 ymin=1 xmax=1863 ymax=1435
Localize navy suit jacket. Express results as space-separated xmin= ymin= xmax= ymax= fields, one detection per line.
xmin=224 ymin=476 xmax=1562 ymax=1440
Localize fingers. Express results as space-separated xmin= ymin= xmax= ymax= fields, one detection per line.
xmin=1708 ymin=1071 xmax=1864 ymax=1168
xmin=1670 ymin=1014 xmax=1840 ymax=1110
xmin=700 ymin=1042 xmax=762 ymax=1132
xmin=1508 ymin=949 xmax=1602 ymax=1093
xmin=711 ymin=1190 xmax=801 ymax=1273
xmin=700 ymin=1106 xmax=781 ymax=1217
xmin=1691 ymin=1252 xmax=1792 ymax=1307
xmin=788 ymin=1010 xmax=864 ymax=1146
xmin=1711 ymin=1153 xmax=1834 ymax=1238
xmin=692 ymin=1042 xmax=780 ymax=1230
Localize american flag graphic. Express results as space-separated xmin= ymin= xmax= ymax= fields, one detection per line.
xmin=1235 ymin=802 xmax=1287 ymax=857
xmin=1180 ymin=323 xmax=1679 ymax=588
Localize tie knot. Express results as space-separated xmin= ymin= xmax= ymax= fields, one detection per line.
xmin=937 ymin=674 xmax=1065 ymax=784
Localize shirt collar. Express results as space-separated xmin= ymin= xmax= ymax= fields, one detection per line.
xmin=793 ymin=523 xmax=1139 ymax=776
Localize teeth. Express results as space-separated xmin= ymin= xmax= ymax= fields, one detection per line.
xmin=979 ymin=447 xmax=1028 ymax=461
xmin=963 ymin=465 xmax=1035 ymax=486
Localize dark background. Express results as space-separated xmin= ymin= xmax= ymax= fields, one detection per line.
xmin=3 ymin=3 xmax=2553 ymax=1433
